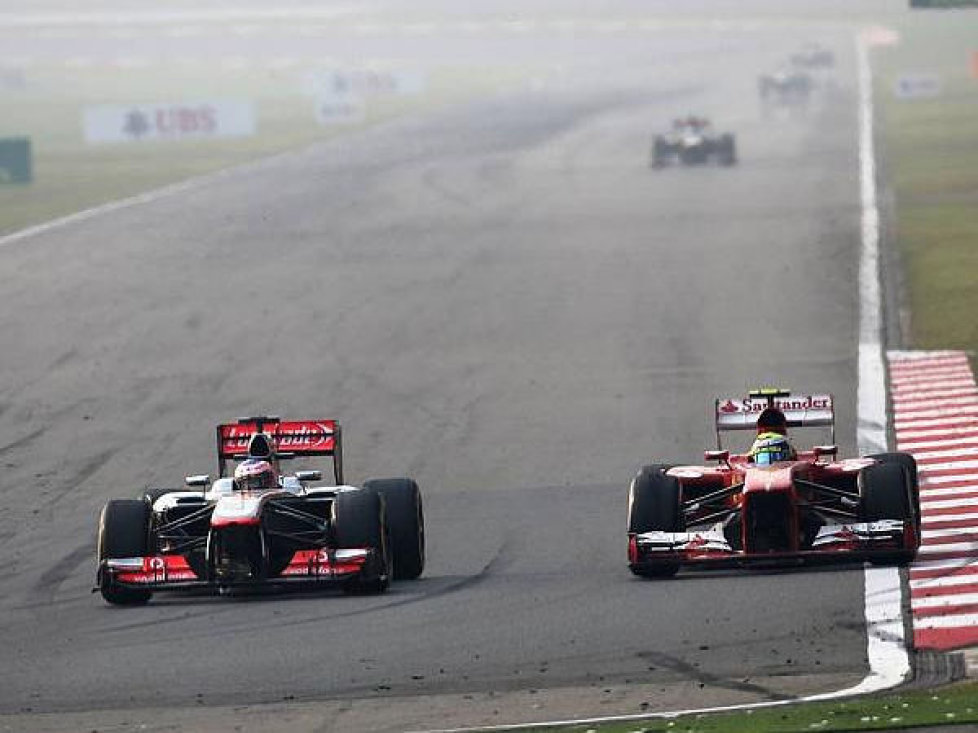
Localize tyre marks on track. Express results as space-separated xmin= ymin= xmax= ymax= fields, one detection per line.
xmin=888 ymin=350 xmax=978 ymax=651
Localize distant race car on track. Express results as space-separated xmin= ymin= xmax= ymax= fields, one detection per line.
xmin=650 ymin=115 xmax=736 ymax=168
xmin=96 ymin=416 xmax=424 ymax=604
xmin=627 ymin=389 xmax=920 ymax=577
xmin=790 ymin=42 xmax=835 ymax=69
xmin=758 ymin=68 xmax=814 ymax=107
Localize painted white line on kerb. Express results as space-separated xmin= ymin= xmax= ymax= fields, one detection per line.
xmin=409 ymin=30 xmax=910 ymax=733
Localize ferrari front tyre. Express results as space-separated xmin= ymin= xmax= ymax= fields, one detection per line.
xmin=859 ymin=462 xmax=917 ymax=566
xmin=869 ymin=452 xmax=920 ymax=535
xmin=333 ymin=488 xmax=391 ymax=594
xmin=628 ymin=465 xmax=683 ymax=578
xmin=97 ymin=499 xmax=152 ymax=606
xmin=363 ymin=478 xmax=425 ymax=581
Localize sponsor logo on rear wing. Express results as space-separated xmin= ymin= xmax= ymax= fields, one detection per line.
xmin=715 ymin=394 xmax=835 ymax=431
xmin=216 ymin=418 xmax=344 ymax=484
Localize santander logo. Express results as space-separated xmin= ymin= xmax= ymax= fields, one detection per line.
xmin=719 ymin=396 xmax=832 ymax=414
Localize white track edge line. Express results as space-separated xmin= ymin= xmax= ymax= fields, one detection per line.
xmin=407 ymin=30 xmax=909 ymax=733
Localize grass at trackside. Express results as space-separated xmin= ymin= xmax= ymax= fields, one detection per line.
xmin=0 ymin=63 xmax=527 ymax=235
xmin=521 ymin=681 xmax=978 ymax=733
xmin=875 ymin=14 xmax=978 ymax=361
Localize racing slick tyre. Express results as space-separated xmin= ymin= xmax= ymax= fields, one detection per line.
xmin=628 ymin=465 xmax=683 ymax=578
xmin=333 ymin=488 xmax=391 ymax=594
xmin=97 ymin=499 xmax=153 ymax=605
xmin=859 ymin=462 xmax=918 ymax=566
xmin=869 ymin=452 xmax=920 ymax=534
xmin=363 ymin=478 xmax=425 ymax=581
xmin=718 ymin=134 xmax=737 ymax=166
xmin=650 ymin=136 xmax=668 ymax=168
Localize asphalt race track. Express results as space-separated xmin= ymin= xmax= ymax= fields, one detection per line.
xmin=0 ymin=4 xmax=895 ymax=731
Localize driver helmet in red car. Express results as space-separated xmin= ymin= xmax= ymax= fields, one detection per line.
xmin=749 ymin=407 xmax=797 ymax=464
xmin=233 ymin=459 xmax=278 ymax=491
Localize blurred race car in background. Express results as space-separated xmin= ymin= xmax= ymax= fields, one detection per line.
xmin=758 ymin=68 xmax=814 ymax=108
xmin=649 ymin=115 xmax=737 ymax=168
xmin=96 ymin=416 xmax=425 ymax=604
xmin=627 ymin=389 xmax=920 ymax=577
xmin=790 ymin=42 xmax=835 ymax=69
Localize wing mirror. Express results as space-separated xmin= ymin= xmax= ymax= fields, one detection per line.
xmin=704 ymin=450 xmax=729 ymax=462
xmin=185 ymin=474 xmax=210 ymax=487
xmin=295 ymin=470 xmax=322 ymax=483
xmin=813 ymin=445 xmax=838 ymax=459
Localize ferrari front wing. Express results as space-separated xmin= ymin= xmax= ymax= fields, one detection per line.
xmin=629 ymin=519 xmax=915 ymax=570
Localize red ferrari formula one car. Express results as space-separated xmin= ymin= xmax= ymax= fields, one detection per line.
xmin=96 ymin=416 xmax=424 ymax=604
xmin=628 ymin=389 xmax=920 ymax=577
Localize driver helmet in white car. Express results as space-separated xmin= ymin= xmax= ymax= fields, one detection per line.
xmin=234 ymin=459 xmax=278 ymax=491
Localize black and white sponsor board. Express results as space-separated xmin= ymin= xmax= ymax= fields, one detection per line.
xmin=83 ymin=100 xmax=255 ymax=144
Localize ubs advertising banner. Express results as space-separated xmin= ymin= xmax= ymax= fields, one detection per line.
xmin=83 ymin=100 xmax=255 ymax=144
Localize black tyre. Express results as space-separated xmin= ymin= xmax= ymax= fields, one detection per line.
xmin=363 ymin=478 xmax=425 ymax=581
xmin=719 ymin=134 xmax=737 ymax=166
xmin=650 ymin=136 xmax=668 ymax=168
xmin=859 ymin=462 xmax=917 ymax=566
xmin=332 ymin=488 xmax=390 ymax=593
xmin=97 ymin=499 xmax=152 ymax=605
xmin=628 ymin=465 xmax=683 ymax=578
xmin=869 ymin=452 xmax=920 ymax=534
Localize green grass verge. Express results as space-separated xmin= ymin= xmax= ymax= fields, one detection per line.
xmin=518 ymin=680 xmax=978 ymax=732
xmin=876 ymin=14 xmax=978 ymax=358
xmin=0 ymin=63 xmax=529 ymax=235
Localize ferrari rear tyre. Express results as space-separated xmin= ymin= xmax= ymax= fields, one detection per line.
xmin=364 ymin=478 xmax=425 ymax=581
xmin=859 ymin=462 xmax=916 ymax=566
xmin=333 ymin=488 xmax=390 ymax=594
xmin=97 ymin=499 xmax=153 ymax=605
xmin=628 ymin=465 xmax=683 ymax=578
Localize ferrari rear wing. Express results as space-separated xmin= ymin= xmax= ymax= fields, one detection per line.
xmin=714 ymin=389 xmax=834 ymax=448
xmin=216 ymin=416 xmax=343 ymax=484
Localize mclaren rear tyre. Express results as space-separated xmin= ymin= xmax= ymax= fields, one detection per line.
xmin=97 ymin=499 xmax=153 ymax=606
xmin=363 ymin=478 xmax=425 ymax=581
xmin=859 ymin=462 xmax=917 ymax=566
xmin=628 ymin=465 xmax=683 ymax=578
xmin=333 ymin=488 xmax=391 ymax=594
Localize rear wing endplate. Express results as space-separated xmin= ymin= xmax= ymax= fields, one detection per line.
xmin=216 ymin=416 xmax=343 ymax=484
xmin=714 ymin=392 xmax=834 ymax=448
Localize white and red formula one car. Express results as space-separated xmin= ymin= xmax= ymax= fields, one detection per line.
xmin=96 ymin=416 xmax=424 ymax=604
xmin=628 ymin=389 xmax=920 ymax=577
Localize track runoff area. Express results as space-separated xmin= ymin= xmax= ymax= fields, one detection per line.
xmin=889 ymin=351 xmax=978 ymax=651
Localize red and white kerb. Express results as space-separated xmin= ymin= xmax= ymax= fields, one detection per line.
xmin=889 ymin=350 xmax=978 ymax=651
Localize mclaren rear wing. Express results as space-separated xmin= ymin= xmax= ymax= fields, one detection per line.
xmin=216 ymin=416 xmax=343 ymax=484
xmin=714 ymin=389 xmax=834 ymax=449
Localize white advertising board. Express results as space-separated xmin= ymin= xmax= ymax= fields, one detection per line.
xmin=893 ymin=74 xmax=942 ymax=100
xmin=302 ymin=69 xmax=426 ymax=99
xmin=313 ymin=96 xmax=366 ymax=126
xmin=83 ymin=100 xmax=255 ymax=143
